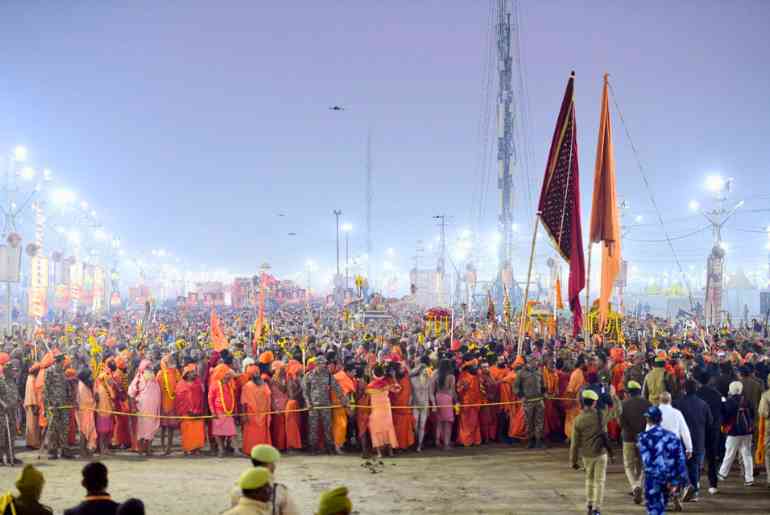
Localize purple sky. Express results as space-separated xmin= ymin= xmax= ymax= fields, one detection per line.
xmin=1 ymin=1 xmax=769 ymax=288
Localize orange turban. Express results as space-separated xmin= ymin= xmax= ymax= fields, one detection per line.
xmin=182 ymin=364 xmax=197 ymax=377
xmin=115 ymin=357 xmax=127 ymax=370
xmin=0 ymin=352 xmax=9 ymax=366
xmin=258 ymin=351 xmax=274 ymax=365
xmin=210 ymin=363 xmax=232 ymax=384
xmin=65 ymin=368 xmax=77 ymax=379
xmin=513 ymin=355 xmax=525 ymax=368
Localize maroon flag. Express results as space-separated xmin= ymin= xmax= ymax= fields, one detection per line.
xmin=537 ymin=72 xmax=586 ymax=335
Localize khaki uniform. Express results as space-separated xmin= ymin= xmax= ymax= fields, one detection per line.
xmin=642 ymin=367 xmax=670 ymax=405
xmin=513 ymin=367 xmax=544 ymax=441
xmin=570 ymin=409 xmax=610 ymax=512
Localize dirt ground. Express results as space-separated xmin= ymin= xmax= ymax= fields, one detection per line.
xmin=1 ymin=443 xmax=769 ymax=514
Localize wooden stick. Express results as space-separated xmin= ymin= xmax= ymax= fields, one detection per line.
xmin=516 ymin=214 xmax=541 ymax=356
xmin=583 ymin=242 xmax=592 ymax=348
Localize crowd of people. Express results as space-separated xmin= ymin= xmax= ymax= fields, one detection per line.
xmin=0 ymin=303 xmax=768 ymax=515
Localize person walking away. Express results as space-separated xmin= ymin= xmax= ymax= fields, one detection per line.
xmin=619 ymin=380 xmax=651 ymax=504
xmin=430 ymin=358 xmax=456 ymax=450
xmin=638 ymin=406 xmax=688 ymax=515
xmin=513 ymin=354 xmax=546 ymax=448
xmin=3 ymin=464 xmax=52 ymax=515
xmin=63 ymin=462 xmax=119 ymax=515
xmin=757 ymin=372 xmax=770 ymax=488
xmin=173 ymin=364 xmax=205 ymax=455
xmin=695 ymin=370 xmax=722 ymax=495
xmin=657 ymin=392 xmax=693 ymax=461
xmin=718 ymin=381 xmax=755 ymax=486
xmin=127 ymin=361 xmax=161 ymax=456
xmin=228 ymin=444 xmax=300 ymax=515
xmin=569 ymin=389 xmax=609 ymax=515
xmin=366 ymin=365 xmax=398 ymax=458
xmin=642 ymin=353 xmax=672 ymax=406
xmin=673 ymin=379 xmax=712 ymax=503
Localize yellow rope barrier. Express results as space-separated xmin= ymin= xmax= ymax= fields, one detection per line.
xmin=48 ymin=396 xmax=577 ymax=420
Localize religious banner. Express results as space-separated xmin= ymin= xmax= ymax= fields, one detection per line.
xmin=70 ymin=262 xmax=83 ymax=312
xmin=93 ymin=266 xmax=105 ymax=313
xmin=81 ymin=264 xmax=95 ymax=309
xmin=54 ymin=284 xmax=70 ymax=311
xmin=28 ymin=255 xmax=49 ymax=319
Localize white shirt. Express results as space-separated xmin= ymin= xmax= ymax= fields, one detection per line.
xmin=653 ymin=403 xmax=693 ymax=454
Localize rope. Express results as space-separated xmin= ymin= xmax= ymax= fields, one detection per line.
xmin=47 ymin=396 xmax=578 ymax=421
xmin=607 ymin=79 xmax=695 ymax=312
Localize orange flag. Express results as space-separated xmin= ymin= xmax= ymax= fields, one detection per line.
xmin=555 ymin=277 xmax=564 ymax=310
xmin=588 ymin=74 xmax=621 ymax=329
xmin=210 ymin=308 xmax=228 ymax=351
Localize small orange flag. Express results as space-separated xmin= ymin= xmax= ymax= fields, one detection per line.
xmin=589 ymin=74 xmax=621 ymax=329
xmin=210 ymin=308 xmax=228 ymax=351
xmin=555 ymin=278 xmax=564 ymax=310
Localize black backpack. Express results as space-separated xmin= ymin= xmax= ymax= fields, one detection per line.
xmin=733 ymin=398 xmax=754 ymax=434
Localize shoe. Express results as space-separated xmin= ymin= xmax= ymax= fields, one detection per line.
xmin=632 ymin=486 xmax=642 ymax=505
xmin=717 ymin=473 xmax=727 ymax=481
xmin=744 ymin=481 xmax=754 ymax=487
xmin=708 ymin=487 xmax=718 ymax=495
xmin=586 ymin=505 xmax=592 ymax=515
xmin=591 ymin=510 xmax=601 ymax=515
xmin=535 ymin=439 xmax=546 ymax=449
xmin=671 ymin=493 xmax=682 ymax=512
xmin=681 ymin=485 xmax=694 ymax=502
xmin=527 ymin=439 xmax=536 ymax=449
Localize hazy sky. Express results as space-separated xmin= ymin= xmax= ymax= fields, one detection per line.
xmin=1 ymin=1 xmax=769 ymax=287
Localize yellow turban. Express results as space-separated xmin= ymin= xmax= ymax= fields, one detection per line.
xmin=317 ymin=486 xmax=352 ymax=515
xmin=16 ymin=465 xmax=44 ymax=495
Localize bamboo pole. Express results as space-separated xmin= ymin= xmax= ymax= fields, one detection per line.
xmin=516 ymin=214 xmax=541 ymax=356
xmin=583 ymin=242 xmax=592 ymax=348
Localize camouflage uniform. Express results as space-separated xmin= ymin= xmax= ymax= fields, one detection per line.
xmin=44 ymin=362 xmax=71 ymax=458
xmin=302 ymin=360 xmax=345 ymax=450
xmin=513 ymin=365 xmax=545 ymax=443
xmin=0 ymin=373 xmax=19 ymax=463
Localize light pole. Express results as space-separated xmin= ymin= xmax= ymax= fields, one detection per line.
xmin=333 ymin=210 xmax=342 ymax=277
xmin=342 ymin=223 xmax=352 ymax=292
xmin=691 ymin=175 xmax=743 ymax=326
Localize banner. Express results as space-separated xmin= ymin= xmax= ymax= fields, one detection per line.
xmin=93 ymin=266 xmax=105 ymax=313
xmin=28 ymin=255 xmax=49 ymax=318
xmin=0 ymin=245 xmax=22 ymax=283
xmin=70 ymin=262 xmax=83 ymax=312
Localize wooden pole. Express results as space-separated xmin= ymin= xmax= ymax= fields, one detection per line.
xmin=583 ymin=242 xmax=592 ymax=348
xmin=517 ymin=214 xmax=541 ymax=356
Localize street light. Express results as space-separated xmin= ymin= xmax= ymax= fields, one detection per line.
xmin=13 ymin=146 xmax=27 ymax=162
xmin=705 ymin=175 xmax=726 ymax=193
xmin=688 ymin=200 xmax=700 ymax=211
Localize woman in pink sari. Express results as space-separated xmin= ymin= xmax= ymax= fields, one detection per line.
xmin=128 ymin=359 xmax=161 ymax=456
xmin=75 ymin=370 xmax=98 ymax=456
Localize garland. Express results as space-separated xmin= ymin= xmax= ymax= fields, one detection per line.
xmin=218 ymin=380 xmax=234 ymax=416
xmin=162 ymin=369 xmax=175 ymax=400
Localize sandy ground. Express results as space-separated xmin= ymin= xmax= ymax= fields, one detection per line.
xmin=1 ymin=443 xmax=769 ymax=514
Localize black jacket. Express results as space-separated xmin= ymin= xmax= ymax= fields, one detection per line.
xmin=674 ymin=393 xmax=713 ymax=453
xmin=696 ymin=384 xmax=722 ymax=428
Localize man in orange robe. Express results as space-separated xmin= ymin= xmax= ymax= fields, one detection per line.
xmin=111 ymin=358 xmax=133 ymax=449
xmin=174 ymin=364 xmax=205 ymax=455
xmin=504 ymin=361 xmax=527 ymax=441
xmin=564 ymin=357 xmax=587 ymax=442
xmin=241 ymin=370 xmax=272 ymax=455
xmin=456 ymin=359 xmax=482 ymax=446
xmin=333 ymin=363 xmax=357 ymax=451
xmin=156 ymin=354 xmax=181 ymax=455
xmin=542 ymin=358 xmax=564 ymax=441
xmin=479 ymin=359 xmax=499 ymax=443
xmin=24 ymin=366 xmax=41 ymax=449
xmin=490 ymin=358 xmax=510 ymax=441
xmin=389 ymin=364 xmax=415 ymax=450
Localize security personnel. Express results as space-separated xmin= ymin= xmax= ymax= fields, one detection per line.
xmin=44 ymin=354 xmax=72 ymax=459
xmin=513 ymin=354 xmax=546 ymax=448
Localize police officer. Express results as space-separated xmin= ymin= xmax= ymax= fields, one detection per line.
xmin=513 ymin=354 xmax=546 ymax=448
xmin=44 ymin=353 xmax=73 ymax=459
xmin=0 ymin=358 xmax=21 ymax=466
xmin=303 ymin=356 xmax=346 ymax=453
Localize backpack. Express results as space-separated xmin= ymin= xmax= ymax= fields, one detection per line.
xmin=733 ymin=398 xmax=754 ymax=435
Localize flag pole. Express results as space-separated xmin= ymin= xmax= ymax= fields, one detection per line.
xmin=517 ymin=213 xmax=541 ymax=356
xmin=584 ymin=243 xmax=592 ymax=349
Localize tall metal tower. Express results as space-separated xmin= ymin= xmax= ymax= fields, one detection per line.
xmin=496 ymin=0 xmax=516 ymax=291
xmin=366 ymin=129 xmax=373 ymax=282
